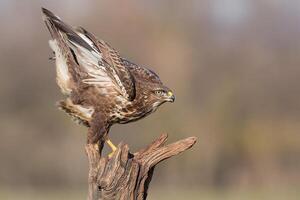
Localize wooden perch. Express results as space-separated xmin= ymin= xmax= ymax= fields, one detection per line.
xmin=85 ymin=134 xmax=197 ymax=200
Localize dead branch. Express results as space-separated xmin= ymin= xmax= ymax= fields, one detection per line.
xmin=85 ymin=134 xmax=197 ymax=200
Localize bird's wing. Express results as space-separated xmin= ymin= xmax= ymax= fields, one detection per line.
xmin=42 ymin=8 xmax=135 ymax=100
xmin=121 ymin=58 xmax=163 ymax=84
xmin=42 ymin=8 xmax=82 ymax=94
xmin=75 ymin=27 xmax=135 ymax=100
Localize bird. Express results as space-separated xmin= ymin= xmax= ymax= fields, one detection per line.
xmin=42 ymin=8 xmax=175 ymax=156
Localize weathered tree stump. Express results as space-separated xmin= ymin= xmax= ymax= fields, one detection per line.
xmin=85 ymin=134 xmax=197 ymax=200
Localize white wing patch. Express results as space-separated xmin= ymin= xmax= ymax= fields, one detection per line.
xmin=77 ymin=32 xmax=97 ymax=50
xmin=68 ymin=40 xmax=111 ymax=85
xmin=49 ymin=39 xmax=72 ymax=95
xmin=68 ymin=35 xmax=126 ymax=96
xmin=51 ymin=30 xmax=130 ymax=99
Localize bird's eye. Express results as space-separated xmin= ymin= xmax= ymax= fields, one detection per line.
xmin=154 ymin=90 xmax=164 ymax=96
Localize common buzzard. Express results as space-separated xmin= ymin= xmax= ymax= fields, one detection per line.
xmin=42 ymin=8 xmax=175 ymax=156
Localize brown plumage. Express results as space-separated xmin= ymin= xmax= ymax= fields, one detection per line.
xmin=42 ymin=8 xmax=175 ymax=146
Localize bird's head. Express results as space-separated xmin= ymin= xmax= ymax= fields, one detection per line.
xmin=152 ymin=86 xmax=175 ymax=103
xmin=129 ymin=64 xmax=175 ymax=111
xmin=142 ymin=84 xmax=175 ymax=111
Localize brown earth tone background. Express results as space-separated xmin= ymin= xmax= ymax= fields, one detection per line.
xmin=0 ymin=0 xmax=299 ymax=199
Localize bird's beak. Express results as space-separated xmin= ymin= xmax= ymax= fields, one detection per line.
xmin=167 ymin=91 xmax=175 ymax=102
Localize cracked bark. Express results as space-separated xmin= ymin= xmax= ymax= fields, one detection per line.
xmin=85 ymin=134 xmax=197 ymax=200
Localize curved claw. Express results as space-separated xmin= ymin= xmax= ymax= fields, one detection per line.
xmin=108 ymin=149 xmax=117 ymax=159
xmin=106 ymin=139 xmax=117 ymax=158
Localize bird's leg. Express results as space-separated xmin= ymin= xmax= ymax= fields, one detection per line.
xmin=106 ymin=137 xmax=117 ymax=158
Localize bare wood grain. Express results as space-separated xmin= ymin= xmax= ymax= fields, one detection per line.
xmin=85 ymin=134 xmax=197 ymax=200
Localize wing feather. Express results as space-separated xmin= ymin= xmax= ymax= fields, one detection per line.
xmin=76 ymin=27 xmax=136 ymax=100
xmin=42 ymin=8 xmax=135 ymax=100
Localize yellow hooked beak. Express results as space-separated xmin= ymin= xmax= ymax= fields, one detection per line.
xmin=167 ymin=91 xmax=175 ymax=102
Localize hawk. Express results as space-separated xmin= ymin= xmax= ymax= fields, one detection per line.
xmin=42 ymin=8 xmax=175 ymax=156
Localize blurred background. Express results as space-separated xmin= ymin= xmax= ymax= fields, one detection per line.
xmin=0 ymin=0 xmax=300 ymax=199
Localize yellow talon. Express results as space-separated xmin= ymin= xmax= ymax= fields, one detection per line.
xmin=106 ymin=139 xmax=117 ymax=151
xmin=106 ymin=139 xmax=117 ymax=158
xmin=108 ymin=151 xmax=115 ymax=158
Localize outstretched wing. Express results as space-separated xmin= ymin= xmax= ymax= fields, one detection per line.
xmin=42 ymin=8 xmax=135 ymax=100
xmin=75 ymin=27 xmax=135 ymax=100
